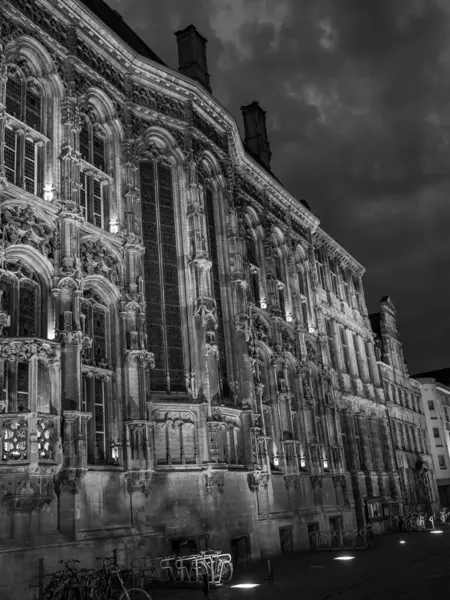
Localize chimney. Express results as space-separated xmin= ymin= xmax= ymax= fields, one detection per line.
xmin=175 ymin=25 xmax=211 ymax=93
xmin=241 ymin=101 xmax=272 ymax=171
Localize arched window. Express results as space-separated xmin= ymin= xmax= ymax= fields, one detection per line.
xmin=78 ymin=116 xmax=109 ymax=229
xmin=140 ymin=159 xmax=184 ymax=393
xmin=5 ymin=70 xmax=44 ymax=196
xmin=80 ymin=291 xmax=112 ymax=464
xmin=204 ymin=184 xmax=229 ymax=398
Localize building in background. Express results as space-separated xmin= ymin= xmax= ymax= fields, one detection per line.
xmin=369 ymin=298 xmax=439 ymax=515
xmin=413 ymin=370 xmax=450 ymax=507
xmin=0 ymin=0 xmax=408 ymax=596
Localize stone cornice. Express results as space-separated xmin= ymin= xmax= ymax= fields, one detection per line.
xmin=314 ymin=229 xmax=365 ymax=275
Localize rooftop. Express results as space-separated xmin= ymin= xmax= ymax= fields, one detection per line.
xmin=79 ymin=0 xmax=166 ymax=66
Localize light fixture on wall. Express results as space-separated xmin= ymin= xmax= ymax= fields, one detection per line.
xmin=260 ymin=300 xmax=267 ymax=310
xmin=286 ymin=313 xmax=293 ymax=322
xmin=300 ymin=458 xmax=306 ymax=468
xmin=43 ymin=184 xmax=54 ymax=202
xmin=111 ymin=441 xmax=120 ymax=464
xmin=323 ymin=458 xmax=329 ymax=469
xmin=110 ymin=217 xmax=119 ymax=234
xmin=273 ymin=455 xmax=280 ymax=467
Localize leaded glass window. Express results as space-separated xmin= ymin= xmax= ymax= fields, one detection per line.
xmin=94 ymin=379 xmax=106 ymax=463
xmin=16 ymin=362 xmax=29 ymax=412
xmin=4 ymin=128 xmax=16 ymax=185
xmin=205 ymin=187 xmax=229 ymax=397
xmin=78 ymin=118 xmax=107 ymax=229
xmin=18 ymin=281 xmax=38 ymax=337
xmin=246 ymin=235 xmax=260 ymax=305
xmin=140 ymin=160 xmax=184 ymax=392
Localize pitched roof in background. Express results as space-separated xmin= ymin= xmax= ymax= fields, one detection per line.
xmin=79 ymin=0 xmax=167 ymax=66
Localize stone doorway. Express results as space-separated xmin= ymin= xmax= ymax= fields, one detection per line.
xmin=230 ymin=535 xmax=251 ymax=569
xmin=279 ymin=526 xmax=293 ymax=553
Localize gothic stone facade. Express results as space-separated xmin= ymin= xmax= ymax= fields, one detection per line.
xmin=0 ymin=0 xmax=404 ymax=596
xmin=370 ymin=298 xmax=439 ymax=515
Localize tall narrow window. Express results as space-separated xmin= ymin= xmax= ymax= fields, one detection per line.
xmin=5 ymin=74 xmax=43 ymax=196
xmin=314 ymin=248 xmax=326 ymax=289
xmin=339 ymin=327 xmax=351 ymax=373
xmin=16 ymin=362 xmax=29 ymax=413
xmin=342 ymin=268 xmax=350 ymax=304
xmin=353 ymin=334 xmax=363 ymax=379
xmin=78 ymin=119 xmax=108 ymax=228
xmin=94 ymin=379 xmax=106 ymax=463
xmin=326 ymin=320 xmax=337 ymax=369
xmin=329 ymin=257 xmax=339 ymax=297
xmin=19 ymin=280 xmax=38 ymax=337
xmin=141 ymin=161 xmax=184 ymax=392
xmin=246 ymin=235 xmax=260 ymax=305
xmin=205 ymin=187 xmax=229 ymax=396
xmin=353 ymin=276 xmax=363 ymax=312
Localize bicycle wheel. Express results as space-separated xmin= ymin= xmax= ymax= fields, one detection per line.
xmin=118 ymin=588 xmax=152 ymax=600
xmin=220 ymin=562 xmax=234 ymax=583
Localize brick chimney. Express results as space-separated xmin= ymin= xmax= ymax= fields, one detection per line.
xmin=175 ymin=25 xmax=211 ymax=93
xmin=241 ymin=101 xmax=272 ymax=171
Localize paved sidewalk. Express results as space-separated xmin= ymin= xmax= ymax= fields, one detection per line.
xmin=150 ymin=528 xmax=450 ymax=600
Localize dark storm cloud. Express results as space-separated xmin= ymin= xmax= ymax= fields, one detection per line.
xmin=106 ymin=0 xmax=450 ymax=372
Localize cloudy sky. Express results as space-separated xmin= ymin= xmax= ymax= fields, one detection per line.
xmin=105 ymin=0 xmax=450 ymax=374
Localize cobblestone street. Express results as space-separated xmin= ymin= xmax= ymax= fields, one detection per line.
xmin=151 ymin=528 xmax=450 ymax=600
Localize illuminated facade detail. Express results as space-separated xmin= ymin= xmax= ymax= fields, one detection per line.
xmin=370 ymin=297 xmax=439 ymax=515
xmin=0 ymin=1 xmax=437 ymax=596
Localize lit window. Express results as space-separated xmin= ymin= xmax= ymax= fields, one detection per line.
xmin=79 ymin=119 xmax=108 ymax=229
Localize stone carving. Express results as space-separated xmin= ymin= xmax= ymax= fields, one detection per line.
xmin=80 ymin=238 xmax=121 ymax=285
xmin=247 ymin=470 xmax=270 ymax=492
xmin=125 ymin=470 xmax=155 ymax=497
xmin=153 ymin=411 xmax=195 ymax=427
xmin=1 ymin=205 xmax=58 ymax=262
xmin=125 ymin=349 xmax=155 ymax=367
xmin=204 ymin=470 xmax=225 ymax=495
xmin=37 ymin=419 xmax=56 ymax=461
xmin=132 ymin=85 xmax=186 ymax=120
xmin=14 ymin=0 xmax=69 ymax=45
xmin=0 ymin=339 xmax=59 ymax=363
xmin=0 ymin=475 xmax=55 ymax=512
xmin=193 ymin=111 xmax=228 ymax=152
xmin=54 ymin=468 xmax=87 ymax=496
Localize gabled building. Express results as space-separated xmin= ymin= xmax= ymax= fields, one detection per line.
xmin=0 ymin=1 xmax=405 ymax=597
xmin=412 ymin=369 xmax=450 ymax=507
xmin=369 ymin=298 xmax=438 ymax=515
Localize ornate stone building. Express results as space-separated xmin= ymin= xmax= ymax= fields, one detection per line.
xmin=370 ymin=298 xmax=439 ymax=515
xmin=0 ymin=0 xmax=408 ymax=596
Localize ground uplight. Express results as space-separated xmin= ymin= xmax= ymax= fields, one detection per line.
xmin=231 ymin=583 xmax=261 ymax=589
xmin=334 ymin=556 xmax=355 ymax=561
xmin=399 ymin=540 xmax=406 ymax=544
xmin=430 ymin=530 xmax=443 ymax=534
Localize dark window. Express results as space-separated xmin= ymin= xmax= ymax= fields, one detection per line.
xmin=6 ymin=76 xmax=42 ymax=132
xmin=205 ymin=187 xmax=229 ymax=397
xmin=328 ymin=257 xmax=339 ymax=296
xmin=428 ymin=400 xmax=435 ymax=411
xmin=326 ymin=320 xmax=337 ymax=369
xmin=0 ymin=274 xmax=39 ymax=338
xmin=314 ymin=248 xmax=326 ymax=288
xmin=438 ymin=455 xmax=446 ymax=468
xmin=141 ymin=161 xmax=184 ymax=392
xmin=339 ymin=327 xmax=351 ymax=373
xmin=433 ymin=428 xmax=439 ymax=438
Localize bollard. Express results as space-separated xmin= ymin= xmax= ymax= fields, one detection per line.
xmin=267 ymin=559 xmax=274 ymax=581
xmin=202 ymin=572 xmax=209 ymax=596
xmin=38 ymin=558 xmax=44 ymax=600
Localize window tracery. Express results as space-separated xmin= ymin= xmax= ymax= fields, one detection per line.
xmin=78 ymin=113 xmax=110 ymax=229
xmin=4 ymin=66 xmax=45 ymax=196
xmin=80 ymin=290 xmax=113 ymax=465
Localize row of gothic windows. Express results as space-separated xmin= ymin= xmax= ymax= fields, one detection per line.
xmin=315 ymin=248 xmax=364 ymax=312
